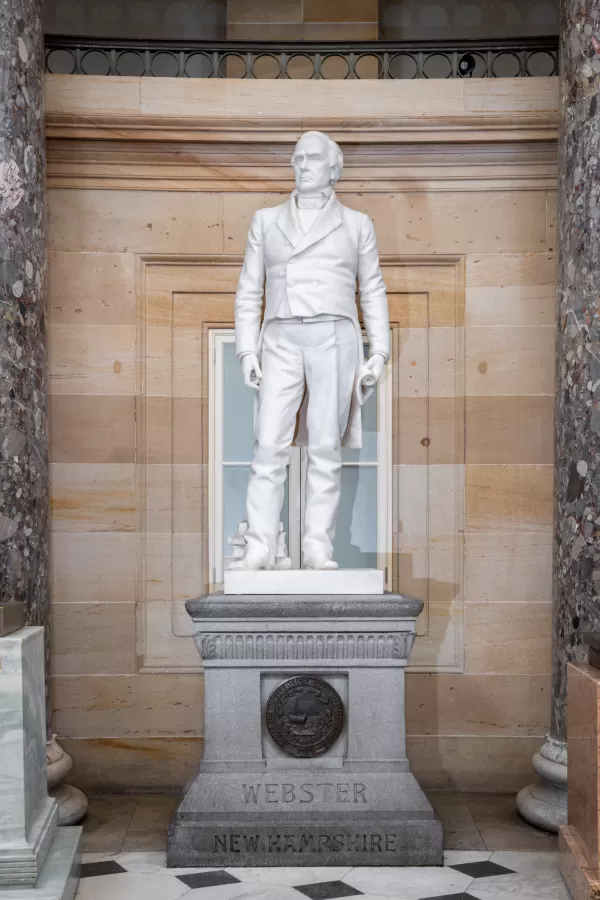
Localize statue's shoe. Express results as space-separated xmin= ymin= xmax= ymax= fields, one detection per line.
xmin=228 ymin=552 xmax=272 ymax=571
xmin=303 ymin=556 xmax=338 ymax=570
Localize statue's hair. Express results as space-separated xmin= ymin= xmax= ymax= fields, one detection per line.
xmin=292 ymin=131 xmax=344 ymax=185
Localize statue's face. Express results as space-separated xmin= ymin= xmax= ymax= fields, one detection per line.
xmin=292 ymin=134 xmax=332 ymax=194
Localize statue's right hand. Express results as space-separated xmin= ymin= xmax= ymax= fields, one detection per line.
xmin=241 ymin=353 xmax=263 ymax=391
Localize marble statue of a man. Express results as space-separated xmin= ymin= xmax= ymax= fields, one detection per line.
xmin=232 ymin=131 xmax=390 ymax=571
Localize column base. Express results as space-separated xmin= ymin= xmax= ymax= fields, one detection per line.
xmin=516 ymin=736 xmax=568 ymax=832
xmin=49 ymin=785 xmax=88 ymax=827
xmin=46 ymin=737 xmax=88 ymax=826
xmin=1 ymin=828 xmax=81 ymax=900
xmin=559 ymin=825 xmax=600 ymax=900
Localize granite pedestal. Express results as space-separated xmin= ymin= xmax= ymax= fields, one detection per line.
xmin=168 ymin=592 xmax=443 ymax=867
xmin=0 ymin=628 xmax=81 ymax=898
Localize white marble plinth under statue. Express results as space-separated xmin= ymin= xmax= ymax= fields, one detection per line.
xmin=231 ymin=130 xmax=390 ymax=572
xmin=0 ymin=627 xmax=80 ymax=898
xmin=224 ymin=569 xmax=384 ymax=595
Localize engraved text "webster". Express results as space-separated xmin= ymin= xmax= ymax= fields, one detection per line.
xmin=242 ymin=783 xmax=367 ymax=804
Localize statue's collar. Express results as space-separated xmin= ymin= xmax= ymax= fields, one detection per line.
xmin=291 ymin=187 xmax=334 ymax=210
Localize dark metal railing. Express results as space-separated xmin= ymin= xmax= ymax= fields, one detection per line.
xmin=44 ymin=35 xmax=559 ymax=79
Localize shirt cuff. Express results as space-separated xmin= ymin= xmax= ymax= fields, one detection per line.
xmin=370 ymin=350 xmax=389 ymax=363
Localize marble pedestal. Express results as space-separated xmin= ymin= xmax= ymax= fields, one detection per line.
xmin=168 ymin=592 xmax=443 ymax=868
xmin=559 ymin=658 xmax=600 ymax=899
xmin=0 ymin=628 xmax=81 ymax=898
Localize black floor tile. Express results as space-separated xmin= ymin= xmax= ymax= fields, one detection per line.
xmin=176 ymin=869 xmax=241 ymax=889
xmin=80 ymin=860 xmax=127 ymax=878
xmin=419 ymin=894 xmax=480 ymax=900
xmin=450 ymin=860 xmax=516 ymax=878
xmin=294 ymin=882 xmax=363 ymax=900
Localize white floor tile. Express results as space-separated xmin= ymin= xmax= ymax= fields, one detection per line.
xmin=114 ymin=852 xmax=166 ymax=873
xmin=443 ymin=849 xmax=493 ymax=866
xmin=115 ymin=850 xmax=219 ymax=877
xmin=81 ymin=853 xmax=118 ymax=864
xmin=184 ymin=884 xmax=308 ymax=900
xmin=489 ymin=850 xmax=560 ymax=875
xmin=227 ymin=865 xmax=353 ymax=886
xmin=350 ymin=896 xmax=412 ymax=900
xmin=469 ymin=872 xmax=571 ymax=900
xmin=343 ymin=865 xmax=473 ymax=898
xmin=75 ymin=872 xmax=190 ymax=900
xmin=347 ymin=896 xmax=410 ymax=900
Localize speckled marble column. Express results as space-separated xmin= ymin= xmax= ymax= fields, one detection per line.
xmin=0 ymin=2 xmax=48 ymax=683
xmin=0 ymin=1 xmax=87 ymax=827
xmin=517 ymin=0 xmax=600 ymax=833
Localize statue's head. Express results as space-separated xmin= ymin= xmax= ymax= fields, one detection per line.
xmin=291 ymin=131 xmax=344 ymax=194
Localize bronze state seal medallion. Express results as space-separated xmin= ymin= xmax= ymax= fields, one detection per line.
xmin=265 ymin=676 xmax=344 ymax=758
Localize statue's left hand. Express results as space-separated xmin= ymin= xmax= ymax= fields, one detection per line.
xmin=241 ymin=352 xmax=263 ymax=391
xmin=359 ymin=353 xmax=386 ymax=388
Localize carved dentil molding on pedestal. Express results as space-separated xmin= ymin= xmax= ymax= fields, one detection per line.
xmin=196 ymin=631 xmax=415 ymax=661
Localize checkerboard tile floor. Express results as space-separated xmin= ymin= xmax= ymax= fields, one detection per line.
xmin=77 ymin=850 xmax=568 ymax=899
xmin=76 ymin=794 xmax=565 ymax=899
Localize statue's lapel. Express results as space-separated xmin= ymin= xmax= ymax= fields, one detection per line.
xmin=276 ymin=200 xmax=303 ymax=249
xmin=276 ymin=194 xmax=343 ymax=256
xmin=291 ymin=193 xmax=343 ymax=257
